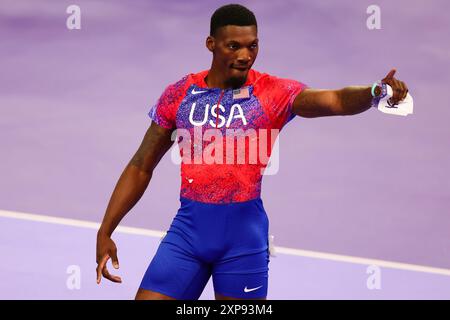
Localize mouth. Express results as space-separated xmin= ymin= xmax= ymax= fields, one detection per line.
xmin=231 ymin=65 xmax=248 ymax=72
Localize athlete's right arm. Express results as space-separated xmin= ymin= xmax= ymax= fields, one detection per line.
xmin=96 ymin=122 xmax=175 ymax=284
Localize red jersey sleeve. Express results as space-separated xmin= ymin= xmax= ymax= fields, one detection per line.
xmin=148 ymin=75 xmax=190 ymax=129
xmin=254 ymin=73 xmax=308 ymax=129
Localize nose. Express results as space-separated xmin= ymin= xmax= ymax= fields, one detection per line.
xmin=237 ymin=49 xmax=252 ymax=65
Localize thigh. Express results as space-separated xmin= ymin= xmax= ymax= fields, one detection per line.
xmin=212 ymin=250 xmax=269 ymax=299
xmin=139 ymin=241 xmax=211 ymax=300
xmin=135 ymin=288 xmax=176 ymax=300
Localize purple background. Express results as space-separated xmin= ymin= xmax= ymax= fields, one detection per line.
xmin=1 ymin=0 xmax=450 ymax=273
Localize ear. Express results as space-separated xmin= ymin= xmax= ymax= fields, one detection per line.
xmin=206 ymin=36 xmax=215 ymax=53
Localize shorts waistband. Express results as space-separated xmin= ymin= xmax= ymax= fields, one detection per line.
xmin=179 ymin=196 xmax=264 ymax=207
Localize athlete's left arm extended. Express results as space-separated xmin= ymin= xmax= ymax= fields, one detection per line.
xmin=292 ymin=68 xmax=408 ymax=118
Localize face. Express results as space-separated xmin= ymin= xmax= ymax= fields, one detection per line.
xmin=207 ymin=25 xmax=259 ymax=88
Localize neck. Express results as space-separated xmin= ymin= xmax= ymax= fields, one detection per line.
xmin=204 ymin=64 xmax=227 ymax=89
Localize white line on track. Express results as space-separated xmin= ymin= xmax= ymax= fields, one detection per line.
xmin=1 ymin=209 xmax=450 ymax=276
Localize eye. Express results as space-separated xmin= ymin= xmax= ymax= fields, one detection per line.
xmin=250 ymin=43 xmax=258 ymax=49
xmin=228 ymin=43 xmax=238 ymax=50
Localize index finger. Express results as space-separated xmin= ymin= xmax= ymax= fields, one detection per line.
xmin=96 ymin=254 xmax=110 ymax=284
xmin=384 ymin=68 xmax=396 ymax=79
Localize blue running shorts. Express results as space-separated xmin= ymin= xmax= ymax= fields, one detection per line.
xmin=139 ymin=196 xmax=270 ymax=299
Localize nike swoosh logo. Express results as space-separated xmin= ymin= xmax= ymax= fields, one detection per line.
xmin=191 ymin=88 xmax=208 ymax=95
xmin=244 ymin=285 xmax=263 ymax=293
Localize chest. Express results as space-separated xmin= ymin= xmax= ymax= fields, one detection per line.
xmin=176 ymin=85 xmax=268 ymax=130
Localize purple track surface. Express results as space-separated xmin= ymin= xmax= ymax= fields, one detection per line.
xmin=1 ymin=0 xmax=449 ymax=299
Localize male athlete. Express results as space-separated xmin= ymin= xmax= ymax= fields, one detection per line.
xmin=96 ymin=4 xmax=408 ymax=300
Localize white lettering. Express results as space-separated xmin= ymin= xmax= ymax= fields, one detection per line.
xmin=188 ymin=103 xmax=247 ymax=128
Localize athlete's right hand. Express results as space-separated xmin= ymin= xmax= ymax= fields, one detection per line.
xmin=96 ymin=232 xmax=122 ymax=284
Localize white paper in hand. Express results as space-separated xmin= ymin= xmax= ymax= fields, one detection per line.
xmin=377 ymin=84 xmax=413 ymax=116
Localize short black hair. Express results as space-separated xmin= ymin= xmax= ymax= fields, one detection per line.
xmin=210 ymin=4 xmax=257 ymax=36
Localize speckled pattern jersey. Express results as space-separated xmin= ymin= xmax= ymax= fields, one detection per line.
xmin=148 ymin=69 xmax=307 ymax=204
xmin=141 ymin=69 xmax=307 ymax=299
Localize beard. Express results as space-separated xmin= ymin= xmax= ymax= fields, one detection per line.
xmin=225 ymin=75 xmax=247 ymax=89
